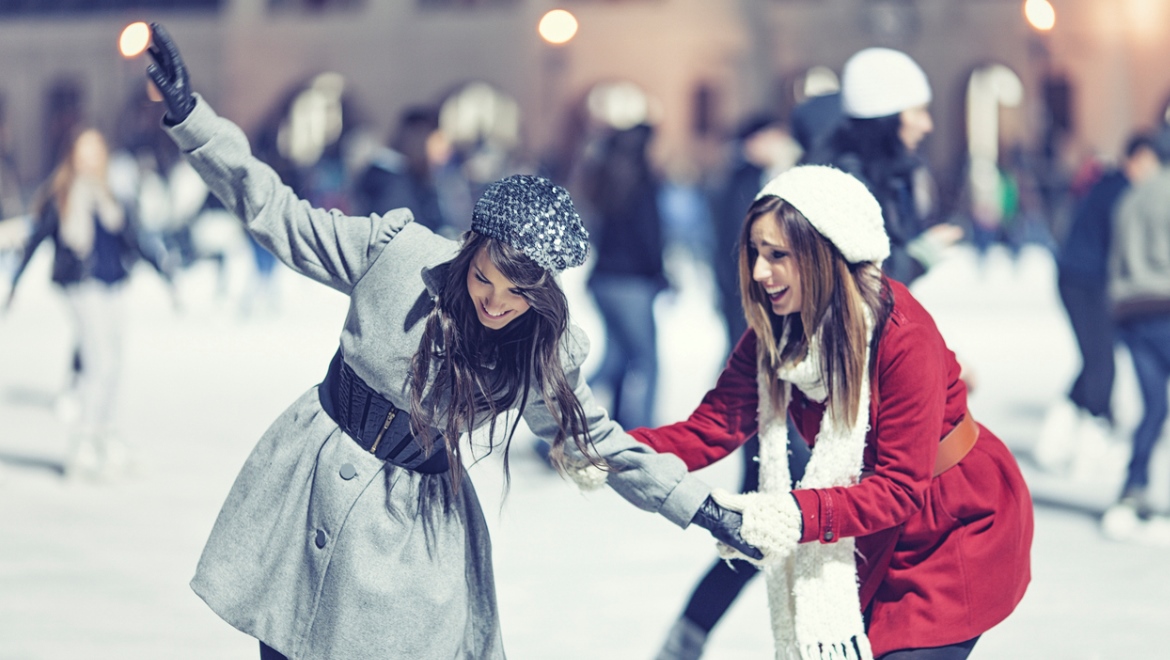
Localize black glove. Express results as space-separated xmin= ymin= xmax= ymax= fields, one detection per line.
xmin=690 ymin=496 xmax=763 ymax=560
xmin=146 ymin=23 xmax=196 ymax=125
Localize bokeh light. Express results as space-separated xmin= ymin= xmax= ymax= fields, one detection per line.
xmin=538 ymin=9 xmax=578 ymax=45
xmin=119 ymin=21 xmax=151 ymax=58
xmin=1024 ymin=0 xmax=1056 ymax=31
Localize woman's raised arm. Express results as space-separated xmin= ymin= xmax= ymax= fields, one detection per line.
xmin=148 ymin=23 xmax=410 ymax=295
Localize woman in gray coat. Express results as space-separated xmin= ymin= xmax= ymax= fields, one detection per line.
xmin=145 ymin=24 xmax=757 ymax=660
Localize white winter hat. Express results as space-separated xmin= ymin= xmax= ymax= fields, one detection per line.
xmin=840 ymin=47 xmax=932 ymax=119
xmin=754 ymin=165 xmax=889 ymax=264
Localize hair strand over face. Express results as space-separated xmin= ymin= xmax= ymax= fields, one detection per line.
xmin=408 ymin=232 xmax=605 ymax=495
xmin=738 ymin=197 xmax=892 ymax=427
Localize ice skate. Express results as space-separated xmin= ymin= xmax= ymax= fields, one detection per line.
xmin=1069 ymin=414 xmax=1118 ymax=482
xmin=654 ymin=616 xmax=707 ymax=660
xmin=98 ymin=434 xmax=139 ymax=481
xmin=1032 ymin=399 xmax=1079 ymax=473
xmin=1100 ymin=498 xmax=1142 ymax=542
xmin=63 ymin=433 xmax=102 ymax=481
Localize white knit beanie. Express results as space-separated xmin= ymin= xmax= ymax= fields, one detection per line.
xmin=754 ymin=165 xmax=889 ymax=265
xmin=841 ymin=47 xmax=932 ymax=119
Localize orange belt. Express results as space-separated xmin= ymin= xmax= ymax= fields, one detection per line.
xmin=933 ymin=411 xmax=979 ymax=477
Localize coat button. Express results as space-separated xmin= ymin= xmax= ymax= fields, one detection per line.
xmin=823 ymin=531 xmax=835 ymax=542
xmin=339 ymin=463 xmax=357 ymax=480
xmin=315 ymin=529 xmax=327 ymax=548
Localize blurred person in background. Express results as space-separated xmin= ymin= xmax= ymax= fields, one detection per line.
xmin=4 ymin=127 xmax=172 ymax=479
xmin=352 ymin=105 xmax=451 ymax=234
xmin=633 ymin=165 xmax=1033 ymax=660
xmin=808 ymin=47 xmax=962 ymax=287
xmin=1101 ymin=128 xmax=1170 ymax=546
xmin=0 ymin=97 xmax=26 ymax=281
xmin=653 ymin=113 xmax=805 ymax=660
xmin=582 ymin=123 xmax=667 ymax=430
xmin=711 ymin=114 xmax=801 ymax=350
xmin=145 ymin=24 xmax=758 ymax=660
xmin=1033 ymin=133 xmax=1162 ymax=476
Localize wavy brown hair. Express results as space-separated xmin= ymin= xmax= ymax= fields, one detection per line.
xmin=739 ymin=196 xmax=893 ymax=427
xmin=408 ymin=231 xmax=602 ymax=491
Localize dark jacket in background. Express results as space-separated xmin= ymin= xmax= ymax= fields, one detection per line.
xmin=1059 ymin=169 xmax=1129 ymax=286
xmin=353 ymin=150 xmax=445 ymax=232
xmin=709 ymin=159 xmax=765 ymax=344
xmin=810 ymin=147 xmax=928 ymax=285
xmin=585 ymin=126 xmax=665 ymax=283
xmin=10 ymin=200 xmax=167 ymax=290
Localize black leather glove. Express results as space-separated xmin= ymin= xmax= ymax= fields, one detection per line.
xmin=146 ymin=23 xmax=196 ymax=125
xmin=690 ymin=496 xmax=764 ymax=560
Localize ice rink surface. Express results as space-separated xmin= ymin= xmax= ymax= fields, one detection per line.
xmin=2 ymin=242 xmax=1168 ymax=659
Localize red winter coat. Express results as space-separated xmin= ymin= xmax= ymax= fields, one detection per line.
xmin=632 ymin=279 xmax=1033 ymax=656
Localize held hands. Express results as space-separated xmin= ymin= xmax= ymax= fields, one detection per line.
xmin=146 ymin=23 xmax=196 ymax=125
xmin=708 ymin=489 xmax=802 ymax=566
xmin=690 ymin=495 xmax=764 ymax=561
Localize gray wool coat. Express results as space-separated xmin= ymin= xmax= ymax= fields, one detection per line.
xmin=167 ymin=97 xmax=710 ymax=660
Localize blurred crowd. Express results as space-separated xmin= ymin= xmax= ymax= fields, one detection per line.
xmin=2 ymin=46 xmax=1170 ymax=554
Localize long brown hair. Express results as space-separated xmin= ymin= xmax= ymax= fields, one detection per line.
xmin=408 ymin=231 xmax=600 ymax=491
xmin=739 ymin=196 xmax=892 ymax=427
xmin=34 ymin=127 xmax=110 ymax=220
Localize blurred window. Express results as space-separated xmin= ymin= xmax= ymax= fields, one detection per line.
xmin=439 ymin=82 xmax=519 ymax=150
xmin=418 ymin=0 xmax=517 ymax=7
xmin=967 ymin=64 xmax=1024 ymax=164
xmin=0 ymin=0 xmax=221 ymax=14
xmin=586 ymin=81 xmax=659 ymax=130
xmin=792 ymin=66 xmax=840 ymax=105
xmin=965 ymin=64 xmax=1024 ymax=226
xmin=277 ymin=72 xmax=349 ymax=168
xmin=268 ymin=0 xmax=363 ymax=9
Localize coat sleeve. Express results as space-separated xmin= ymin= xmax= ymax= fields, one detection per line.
xmin=522 ymin=323 xmax=711 ymax=528
xmin=163 ymin=95 xmax=412 ymax=295
xmin=9 ymin=204 xmax=57 ymax=293
xmin=628 ymin=330 xmax=760 ymax=471
xmin=791 ymin=317 xmax=948 ymax=545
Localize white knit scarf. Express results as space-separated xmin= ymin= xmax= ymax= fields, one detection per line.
xmin=758 ymin=326 xmax=874 ymax=660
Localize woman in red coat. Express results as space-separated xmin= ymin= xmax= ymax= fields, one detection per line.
xmin=632 ymin=165 xmax=1032 ymax=659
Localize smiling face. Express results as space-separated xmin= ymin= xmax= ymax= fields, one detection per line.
xmin=466 ymin=246 xmax=532 ymax=330
xmin=749 ymin=212 xmax=802 ymax=317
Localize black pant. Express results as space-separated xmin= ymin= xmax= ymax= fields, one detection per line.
xmin=1058 ymin=276 xmax=1116 ymax=421
xmin=260 ymin=642 xmax=288 ymax=660
xmin=681 ymin=426 xmax=811 ymax=632
xmin=878 ymin=636 xmax=979 ymax=659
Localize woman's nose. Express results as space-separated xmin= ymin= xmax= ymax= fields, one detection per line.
xmin=752 ymin=257 xmax=770 ymax=282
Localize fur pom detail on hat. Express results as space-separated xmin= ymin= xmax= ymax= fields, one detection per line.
xmin=755 ymin=165 xmax=890 ymax=265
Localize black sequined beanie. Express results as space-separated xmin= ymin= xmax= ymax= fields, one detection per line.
xmin=471 ymin=174 xmax=590 ymax=274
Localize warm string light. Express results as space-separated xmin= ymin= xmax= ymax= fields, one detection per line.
xmin=538 ymin=9 xmax=578 ymax=45
xmin=1024 ymin=0 xmax=1056 ymax=31
xmin=119 ymin=21 xmax=151 ymax=58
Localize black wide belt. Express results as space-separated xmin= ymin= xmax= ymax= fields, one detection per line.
xmin=318 ymin=350 xmax=449 ymax=474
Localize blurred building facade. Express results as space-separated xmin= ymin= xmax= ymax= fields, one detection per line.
xmin=0 ymin=0 xmax=1167 ymax=220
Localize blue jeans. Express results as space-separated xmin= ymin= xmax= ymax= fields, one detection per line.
xmin=1118 ymin=315 xmax=1170 ymax=496
xmin=588 ymin=274 xmax=660 ymax=429
xmin=1058 ymin=276 xmax=1115 ymax=421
